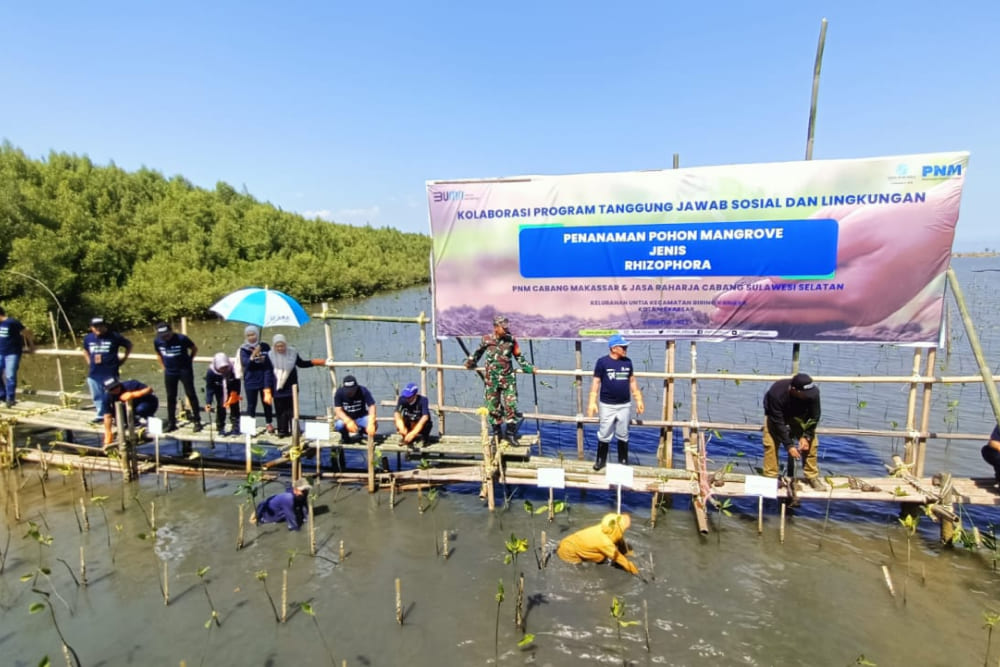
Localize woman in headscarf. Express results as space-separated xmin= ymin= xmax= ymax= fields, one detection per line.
xmin=556 ymin=513 xmax=639 ymax=575
xmin=205 ymin=352 xmax=242 ymax=436
xmin=267 ymin=334 xmax=329 ymax=437
xmin=234 ymin=325 xmax=275 ymax=434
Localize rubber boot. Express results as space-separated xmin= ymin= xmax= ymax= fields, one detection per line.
xmin=492 ymin=423 xmax=503 ymax=444
xmin=593 ymin=441 xmax=609 ymax=471
xmin=505 ymin=421 xmax=520 ymax=447
xmin=617 ymin=439 xmax=629 ymax=465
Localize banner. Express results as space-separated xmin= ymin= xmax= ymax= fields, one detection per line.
xmin=428 ymin=152 xmax=968 ymax=344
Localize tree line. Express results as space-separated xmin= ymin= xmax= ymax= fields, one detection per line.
xmin=0 ymin=142 xmax=431 ymax=338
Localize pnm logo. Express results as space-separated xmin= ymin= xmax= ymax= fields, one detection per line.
xmin=921 ymin=164 xmax=963 ymax=178
xmin=432 ymin=190 xmax=464 ymax=202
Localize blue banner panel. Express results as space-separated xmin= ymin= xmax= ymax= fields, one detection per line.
xmin=518 ymin=220 xmax=838 ymax=279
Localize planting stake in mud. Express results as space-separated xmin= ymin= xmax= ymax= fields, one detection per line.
xmin=395 ymin=577 xmax=403 ymax=625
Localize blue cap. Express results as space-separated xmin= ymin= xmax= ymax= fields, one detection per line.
xmin=401 ymin=382 xmax=419 ymax=398
xmin=608 ymin=334 xmax=630 ymax=349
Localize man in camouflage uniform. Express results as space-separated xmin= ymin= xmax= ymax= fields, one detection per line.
xmin=464 ymin=315 xmax=535 ymax=446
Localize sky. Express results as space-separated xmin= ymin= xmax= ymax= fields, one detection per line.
xmin=1 ymin=2 xmax=998 ymax=250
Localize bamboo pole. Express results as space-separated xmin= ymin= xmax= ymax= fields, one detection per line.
xmin=309 ymin=495 xmax=316 ymax=556
xmin=792 ymin=19 xmax=829 ymax=374
xmin=916 ymin=348 xmax=936 ymax=478
xmin=442 ymin=530 xmax=449 ymax=559
xmin=435 ymin=338 xmax=446 ymax=435
xmin=946 ymin=268 xmax=1000 ymax=428
xmin=281 ymin=570 xmax=288 ymax=623
xmin=418 ymin=312 xmax=429 ymax=414
xmin=366 ymin=432 xmax=375 ymax=493
xmin=575 ymin=340 xmax=584 ymax=460
xmin=322 ymin=302 xmax=338 ymax=393
xmin=237 ymin=504 xmax=245 ymax=550
xmin=780 ymin=503 xmax=787 ymax=544
xmin=47 ymin=311 xmax=66 ymax=404
xmin=903 ymin=349 xmax=923 ymax=465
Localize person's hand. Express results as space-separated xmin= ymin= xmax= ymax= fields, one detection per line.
xmin=635 ymin=398 xmax=645 ymax=414
xmin=464 ymin=358 xmax=477 ymax=370
xmin=119 ymin=391 xmax=136 ymax=402
xmin=798 ymin=436 xmax=811 ymax=453
xmin=262 ymin=388 xmax=272 ymax=405
xmin=403 ymin=431 xmax=415 ymax=444
xmin=709 ymin=181 xmax=961 ymax=332
xmin=224 ymin=391 xmax=240 ymax=408
xmin=587 ymin=401 xmax=598 ymax=418
xmin=788 ymin=445 xmax=802 ymax=460
xmin=346 ymin=419 xmax=359 ymax=434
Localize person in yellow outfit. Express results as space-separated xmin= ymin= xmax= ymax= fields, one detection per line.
xmin=556 ymin=513 xmax=639 ymax=575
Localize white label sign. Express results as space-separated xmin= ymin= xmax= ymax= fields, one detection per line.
xmin=240 ymin=416 xmax=257 ymax=434
xmin=744 ymin=474 xmax=779 ymax=499
xmin=537 ymin=467 xmax=565 ymax=489
xmin=146 ymin=416 xmax=163 ymax=436
xmin=304 ymin=420 xmax=331 ymax=441
xmin=605 ymin=463 xmax=634 ymax=488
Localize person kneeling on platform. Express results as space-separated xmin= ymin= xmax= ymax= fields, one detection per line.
xmin=333 ymin=375 xmax=377 ymax=442
xmin=250 ymin=478 xmax=311 ymax=531
xmin=101 ymin=377 xmax=159 ymax=446
xmin=394 ymin=382 xmax=433 ymax=447
xmin=556 ymin=513 xmax=639 ymax=576
xmin=205 ymin=352 xmax=242 ymax=436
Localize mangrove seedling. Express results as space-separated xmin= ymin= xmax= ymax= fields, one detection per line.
xmin=196 ymin=566 xmax=221 ymax=627
xmin=494 ymin=579 xmax=505 ymax=665
xmin=90 ymin=496 xmax=116 ymax=564
xmin=983 ymin=610 xmax=1000 ymax=667
xmin=29 ymin=599 xmax=82 ymax=667
xmin=610 ymin=596 xmax=640 ymax=666
xmin=137 ymin=531 xmax=166 ymax=603
xmin=301 ymin=602 xmax=337 ymax=666
xmin=255 ymin=570 xmax=281 ymax=623
xmin=898 ymin=513 xmax=920 ymax=604
xmin=188 ymin=451 xmax=206 ymax=493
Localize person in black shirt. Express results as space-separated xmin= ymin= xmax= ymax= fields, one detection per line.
xmin=763 ymin=372 xmax=825 ymax=490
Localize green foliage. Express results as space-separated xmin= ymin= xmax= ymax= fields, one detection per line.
xmin=503 ymin=533 xmax=529 ymax=565
xmin=0 ymin=143 xmax=431 ymax=335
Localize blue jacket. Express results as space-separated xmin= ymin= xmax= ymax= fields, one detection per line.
xmin=255 ymin=488 xmax=307 ymax=530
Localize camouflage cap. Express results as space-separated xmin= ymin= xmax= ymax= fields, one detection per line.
xmin=493 ymin=315 xmax=509 ymax=326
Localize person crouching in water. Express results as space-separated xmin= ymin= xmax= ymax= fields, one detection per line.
xmin=205 ymin=353 xmax=242 ymax=436
xmin=266 ymin=334 xmax=330 ymax=437
xmin=250 ymin=478 xmax=311 ymax=531
xmin=556 ymin=513 xmax=639 ymax=575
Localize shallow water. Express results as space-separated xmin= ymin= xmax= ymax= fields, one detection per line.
xmin=2 ymin=469 xmax=997 ymax=666
xmin=5 ymin=256 xmax=1000 ymax=665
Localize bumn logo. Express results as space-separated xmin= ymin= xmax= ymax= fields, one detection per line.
xmin=432 ymin=190 xmax=465 ymax=202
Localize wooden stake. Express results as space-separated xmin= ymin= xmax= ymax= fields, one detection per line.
xmin=395 ymin=577 xmax=403 ymax=625
xmin=163 ymin=560 xmax=169 ymax=605
xmin=237 ymin=505 xmax=245 ymax=551
xmin=309 ymin=496 xmax=316 ymax=556
xmin=540 ymin=530 xmax=547 ymax=568
xmin=390 ymin=478 xmax=396 ymax=508
xmin=281 ymin=569 xmax=288 ymax=623
xmin=79 ymin=545 xmax=87 ymax=586
xmin=339 ymin=539 xmax=345 ymax=562
xmin=80 ymin=497 xmax=89 ymax=531
xmin=547 ymin=487 xmax=554 ymax=522
xmin=515 ymin=573 xmax=525 ymax=631
xmin=442 ymin=530 xmax=449 ymax=559
xmin=779 ymin=503 xmax=786 ymax=544
xmin=650 ymin=492 xmax=658 ymax=528
xmin=643 ymin=599 xmax=651 ymax=652
xmin=757 ymin=497 xmax=763 ymax=534
xmin=881 ymin=564 xmax=896 ymax=597
xmin=150 ymin=501 xmax=156 ymax=531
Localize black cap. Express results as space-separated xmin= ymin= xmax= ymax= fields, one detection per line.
xmin=103 ymin=377 xmax=122 ymax=392
xmin=155 ymin=321 xmax=171 ymax=335
xmin=342 ymin=375 xmax=357 ymax=388
xmin=790 ymin=373 xmax=814 ymax=390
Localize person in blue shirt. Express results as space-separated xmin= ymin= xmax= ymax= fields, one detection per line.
xmin=333 ymin=374 xmax=377 ymax=442
xmin=394 ymin=382 xmax=432 ymax=447
xmin=101 ymin=377 xmax=159 ymax=446
xmin=205 ymin=352 xmax=242 ymax=436
xmin=588 ymin=334 xmax=644 ymax=470
xmin=0 ymin=306 xmax=35 ymax=407
xmin=82 ymin=317 xmax=132 ymax=422
xmin=234 ymin=325 xmax=275 ymax=434
xmin=251 ymin=478 xmax=311 ymax=531
xmin=153 ymin=322 xmax=202 ymax=432
xmin=982 ymin=425 xmax=1000 ymax=488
